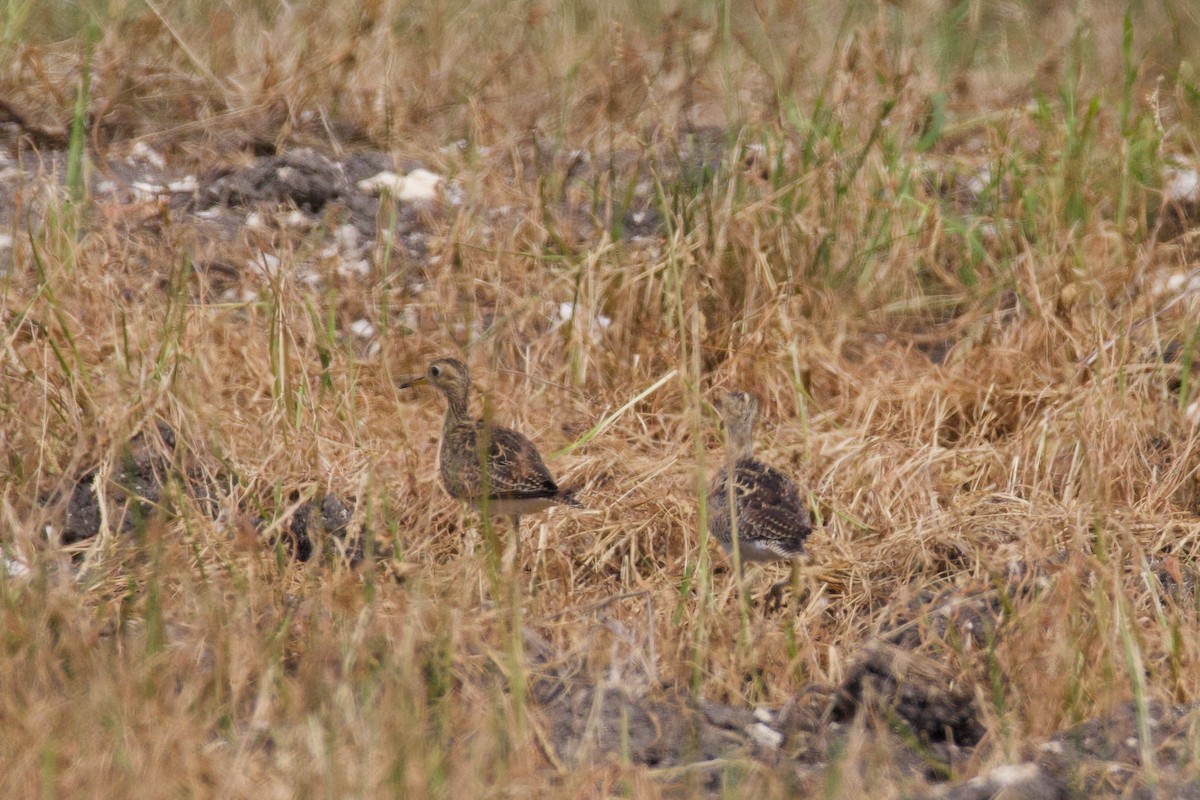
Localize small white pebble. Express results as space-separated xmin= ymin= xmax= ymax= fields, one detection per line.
xmin=283 ymin=210 xmax=310 ymax=228
xmin=443 ymin=181 xmax=465 ymax=206
xmin=349 ymin=318 xmax=376 ymax=339
xmin=1166 ymin=168 xmax=1200 ymax=203
xmin=130 ymin=142 xmax=166 ymax=169
xmin=248 ymin=252 xmax=281 ymax=278
xmin=746 ymin=722 xmax=783 ymax=750
xmin=752 ymin=707 xmax=775 ymax=724
xmin=196 ymin=207 xmax=222 ymax=220
xmin=4 ymin=556 xmax=30 ymax=579
xmin=337 ymin=259 xmax=371 ymax=279
xmin=0 ymin=234 xmax=12 ymax=250
xmin=357 ymin=168 xmax=443 ymax=203
xmin=167 ymin=175 xmax=198 ymax=193
xmin=989 ymin=763 xmax=1041 ymax=786
xmin=358 ymin=171 xmax=404 ymax=195
xmin=246 ymin=211 xmax=267 ymax=230
xmin=400 ymin=305 xmax=420 ymax=331
xmin=297 ymin=268 xmax=323 ymax=289
xmin=334 ymin=224 xmax=360 ymax=252
xmin=967 ymin=168 xmax=992 ymax=196
xmin=558 ymin=302 xmax=576 ymax=322
xmin=94 ymin=180 xmax=118 ymax=196
xmin=130 ymin=181 xmax=166 ymax=200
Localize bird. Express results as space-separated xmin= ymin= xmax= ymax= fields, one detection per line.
xmin=708 ymin=391 xmax=812 ymax=610
xmin=398 ymin=358 xmax=581 ymax=562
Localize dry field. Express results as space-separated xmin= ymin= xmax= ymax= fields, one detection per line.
xmin=4 ymin=0 xmax=1200 ymax=797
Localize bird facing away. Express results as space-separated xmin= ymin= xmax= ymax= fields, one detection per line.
xmin=398 ymin=358 xmax=580 ymax=546
xmin=708 ymin=391 xmax=812 ymax=608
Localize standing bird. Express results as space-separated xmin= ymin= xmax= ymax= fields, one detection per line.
xmin=398 ymin=358 xmax=580 ymax=561
xmin=708 ymin=391 xmax=812 ymax=610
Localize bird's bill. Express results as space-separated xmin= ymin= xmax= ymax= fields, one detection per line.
xmin=397 ymin=374 xmax=429 ymax=390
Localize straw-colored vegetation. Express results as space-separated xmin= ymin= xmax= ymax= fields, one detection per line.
xmin=3 ymin=0 xmax=1200 ymax=796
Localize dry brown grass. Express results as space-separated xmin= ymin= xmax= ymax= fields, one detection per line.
xmin=4 ymin=0 xmax=1200 ymax=797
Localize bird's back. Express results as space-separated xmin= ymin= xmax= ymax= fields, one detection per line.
xmin=708 ymin=457 xmax=811 ymax=561
xmin=439 ymin=417 xmax=560 ymax=503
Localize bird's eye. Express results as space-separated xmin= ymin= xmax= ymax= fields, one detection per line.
xmin=430 ymin=365 xmax=441 ymax=378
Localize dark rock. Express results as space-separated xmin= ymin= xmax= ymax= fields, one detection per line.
xmin=833 ymin=643 xmax=984 ymax=747
xmin=45 ymin=421 xmax=178 ymax=544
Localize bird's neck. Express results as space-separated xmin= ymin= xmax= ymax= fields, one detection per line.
xmin=442 ymin=393 xmax=471 ymax=428
xmin=725 ymin=420 xmax=754 ymax=463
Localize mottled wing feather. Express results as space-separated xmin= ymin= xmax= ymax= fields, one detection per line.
xmin=708 ymin=458 xmax=811 ymax=558
xmin=440 ymin=418 xmax=561 ymax=502
xmin=481 ymin=424 xmax=560 ymax=500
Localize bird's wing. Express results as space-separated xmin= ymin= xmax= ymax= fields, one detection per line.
xmin=729 ymin=459 xmax=812 ymax=556
xmin=478 ymin=422 xmax=560 ymax=501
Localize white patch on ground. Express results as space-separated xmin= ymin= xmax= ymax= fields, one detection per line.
xmin=349 ymin=318 xmax=376 ymax=339
xmin=0 ymin=233 xmax=12 ymax=250
xmin=357 ymin=168 xmax=443 ymax=202
xmin=168 ymin=175 xmax=198 ymax=193
xmin=4 ymin=556 xmax=30 ymax=579
xmin=443 ymin=180 xmax=465 ymax=206
xmin=130 ymin=141 xmax=166 ymax=169
xmin=248 ymin=252 xmax=281 ymax=278
xmin=130 ymin=180 xmax=167 ymax=200
xmin=1187 ymin=398 xmax=1200 ymax=428
xmin=283 ymin=210 xmax=311 ymax=228
xmin=1166 ymin=167 xmax=1199 ymax=203
xmin=337 ymin=258 xmax=371 ymax=279
xmin=549 ymin=301 xmax=612 ymax=342
xmin=1149 ymin=271 xmax=1200 ymax=298
xmin=296 ymin=267 xmax=323 ymax=289
xmin=745 ymin=722 xmax=782 ymax=750
xmin=967 ymin=167 xmax=992 ymax=196
xmin=334 ymin=224 xmax=360 ymax=253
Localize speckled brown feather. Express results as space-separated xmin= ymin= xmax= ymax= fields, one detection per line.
xmin=401 ymin=358 xmax=580 ymax=516
xmin=708 ymin=392 xmax=811 ymax=562
xmin=440 ymin=419 xmax=562 ymax=504
xmin=709 ymin=458 xmax=810 ymax=560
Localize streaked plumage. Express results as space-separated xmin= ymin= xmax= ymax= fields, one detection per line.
xmin=399 ymin=358 xmax=580 ymax=536
xmin=708 ymin=391 xmax=811 ymax=606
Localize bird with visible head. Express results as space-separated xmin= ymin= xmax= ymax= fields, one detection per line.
xmin=399 ymin=358 xmax=581 ymax=557
xmin=708 ymin=390 xmax=812 ymax=610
